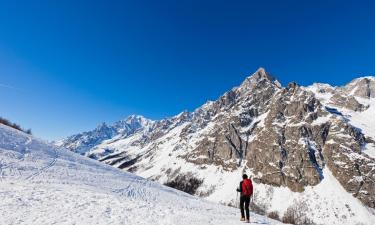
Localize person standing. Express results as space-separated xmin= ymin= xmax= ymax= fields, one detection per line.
xmin=236 ymin=174 xmax=253 ymax=223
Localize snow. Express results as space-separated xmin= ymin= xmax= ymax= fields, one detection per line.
xmin=0 ymin=124 xmax=282 ymax=225
xmin=345 ymin=98 xmax=375 ymax=132
xmin=253 ymin=168 xmax=375 ymax=225
xmin=363 ymin=144 xmax=375 ymax=159
xmin=311 ymin=115 xmax=331 ymax=126
xmin=305 ymin=83 xmax=335 ymax=103
xmin=338 ymin=98 xmax=375 ymax=159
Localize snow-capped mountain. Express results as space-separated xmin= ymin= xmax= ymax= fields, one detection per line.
xmin=55 ymin=115 xmax=155 ymax=156
xmin=58 ymin=68 xmax=375 ymax=225
xmin=0 ymin=124 xmax=282 ymax=225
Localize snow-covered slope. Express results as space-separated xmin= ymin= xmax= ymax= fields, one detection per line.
xmin=58 ymin=69 xmax=375 ymax=225
xmin=0 ymin=124 xmax=281 ymax=225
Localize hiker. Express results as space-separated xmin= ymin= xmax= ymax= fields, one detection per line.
xmin=236 ymin=174 xmax=253 ymax=223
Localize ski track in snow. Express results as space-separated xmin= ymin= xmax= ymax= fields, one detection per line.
xmin=0 ymin=136 xmax=30 ymax=172
xmin=25 ymin=146 xmax=58 ymax=180
xmin=0 ymin=125 xmax=282 ymax=225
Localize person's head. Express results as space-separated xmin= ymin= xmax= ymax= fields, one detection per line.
xmin=242 ymin=174 xmax=248 ymax=180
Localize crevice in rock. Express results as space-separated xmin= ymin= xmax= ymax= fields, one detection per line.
xmin=118 ymin=155 xmax=141 ymax=169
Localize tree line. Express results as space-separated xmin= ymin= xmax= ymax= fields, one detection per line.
xmin=0 ymin=117 xmax=32 ymax=134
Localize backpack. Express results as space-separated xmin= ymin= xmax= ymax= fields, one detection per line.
xmin=241 ymin=178 xmax=253 ymax=196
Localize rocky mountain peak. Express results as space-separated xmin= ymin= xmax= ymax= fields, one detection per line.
xmin=343 ymin=76 xmax=375 ymax=98
xmin=240 ymin=67 xmax=273 ymax=87
xmin=173 ymin=111 xmax=192 ymax=121
xmin=113 ymin=115 xmax=154 ymax=132
xmin=235 ymin=68 xmax=279 ymax=100
xmin=249 ymin=67 xmax=270 ymax=80
xmin=125 ymin=115 xmax=153 ymax=126
xmin=95 ymin=122 xmax=110 ymax=131
xmin=287 ymin=81 xmax=298 ymax=90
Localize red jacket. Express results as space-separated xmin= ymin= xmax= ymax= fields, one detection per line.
xmin=242 ymin=178 xmax=253 ymax=197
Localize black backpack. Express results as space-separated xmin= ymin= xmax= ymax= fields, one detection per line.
xmin=236 ymin=181 xmax=243 ymax=193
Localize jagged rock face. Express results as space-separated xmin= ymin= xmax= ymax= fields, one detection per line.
xmin=57 ymin=68 xmax=375 ymax=209
xmin=340 ymin=77 xmax=375 ymax=99
xmin=247 ymin=85 xmax=327 ymax=192
xmin=182 ymin=69 xmax=278 ymax=169
xmin=309 ymin=77 xmax=375 ymax=112
xmin=330 ymin=93 xmax=367 ymax=111
xmin=324 ymin=118 xmax=375 ymax=208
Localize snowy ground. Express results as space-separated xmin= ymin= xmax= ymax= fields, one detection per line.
xmin=0 ymin=124 xmax=282 ymax=225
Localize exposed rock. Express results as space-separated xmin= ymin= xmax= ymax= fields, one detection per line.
xmin=330 ymin=93 xmax=367 ymax=111
xmin=340 ymin=77 xmax=375 ymax=99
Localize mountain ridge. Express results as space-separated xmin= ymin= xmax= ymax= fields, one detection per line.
xmin=58 ymin=70 xmax=375 ymax=144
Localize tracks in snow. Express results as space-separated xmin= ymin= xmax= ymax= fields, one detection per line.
xmin=24 ymin=140 xmax=59 ymax=181
xmin=0 ymin=136 xmax=32 ymax=179
xmin=0 ymin=134 xmax=59 ymax=181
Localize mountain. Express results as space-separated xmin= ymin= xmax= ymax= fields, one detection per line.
xmin=0 ymin=124 xmax=282 ymax=225
xmin=57 ymin=68 xmax=375 ymax=225
xmin=54 ymin=115 xmax=155 ymax=156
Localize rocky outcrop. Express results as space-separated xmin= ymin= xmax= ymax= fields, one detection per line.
xmin=330 ymin=93 xmax=367 ymax=111
xmin=324 ymin=118 xmax=375 ymax=208
xmin=340 ymin=77 xmax=375 ymax=99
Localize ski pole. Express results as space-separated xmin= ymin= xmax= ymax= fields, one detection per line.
xmin=251 ymin=189 xmax=255 ymax=207
xmin=236 ymin=191 xmax=239 ymax=208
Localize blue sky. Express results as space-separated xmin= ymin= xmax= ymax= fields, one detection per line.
xmin=0 ymin=0 xmax=374 ymax=140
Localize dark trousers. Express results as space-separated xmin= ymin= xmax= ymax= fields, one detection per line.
xmin=240 ymin=196 xmax=250 ymax=220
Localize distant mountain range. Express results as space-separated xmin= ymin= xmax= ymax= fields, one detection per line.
xmin=57 ymin=68 xmax=375 ymax=225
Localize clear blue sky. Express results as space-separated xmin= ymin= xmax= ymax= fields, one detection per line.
xmin=0 ymin=0 xmax=374 ymax=140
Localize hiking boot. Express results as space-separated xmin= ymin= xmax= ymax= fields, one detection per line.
xmin=240 ymin=217 xmax=245 ymax=221
xmin=245 ymin=219 xmax=250 ymax=223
